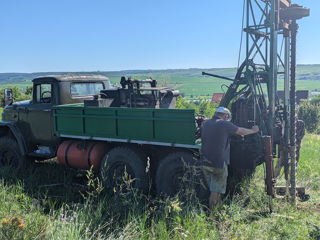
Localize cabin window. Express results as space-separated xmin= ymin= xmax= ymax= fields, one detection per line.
xmin=71 ymin=82 xmax=104 ymax=96
xmin=35 ymin=84 xmax=52 ymax=103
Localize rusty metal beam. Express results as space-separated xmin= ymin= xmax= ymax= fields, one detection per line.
xmin=290 ymin=21 xmax=298 ymax=206
xmin=264 ymin=136 xmax=275 ymax=197
xmin=280 ymin=0 xmax=290 ymax=8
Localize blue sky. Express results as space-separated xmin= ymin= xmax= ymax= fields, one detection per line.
xmin=0 ymin=0 xmax=318 ymax=72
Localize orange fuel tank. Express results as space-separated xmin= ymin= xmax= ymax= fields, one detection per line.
xmin=57 ymin=141 xmax=109 ymax=171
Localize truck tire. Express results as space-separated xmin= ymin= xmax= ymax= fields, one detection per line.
xmin=0 ymin=137 xmax=25 ymax=171
xmin=155 ymin=151 xmax=208 ymax=198
xmin=100 ymin=147 xmax=149 ymax=193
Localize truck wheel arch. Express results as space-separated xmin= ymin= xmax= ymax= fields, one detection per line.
xmin=0 ymin=122 xmax=27 ymax=156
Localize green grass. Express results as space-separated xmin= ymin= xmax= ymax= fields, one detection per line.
xmin=0 ymin=82 xmax=32 ymax=89
xmin=105 ymin=64 xmax=320 ymax=96
xmin=0 ymin=134 xmax=319 ymax=239
xmin=110 ymin=75 xmax=320 ymax=97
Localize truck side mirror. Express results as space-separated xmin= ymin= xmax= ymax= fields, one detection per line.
xmin=4 ymin=88 xmax=13 ymax=106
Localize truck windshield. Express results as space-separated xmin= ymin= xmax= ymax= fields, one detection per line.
xmin=71 ymin=83 xmax=104 ymax=96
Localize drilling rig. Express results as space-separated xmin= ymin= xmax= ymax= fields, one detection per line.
xmin=203 ymin=0 xmax=309 ymax=205
xmin=0 ymin=0 xmax=310 ymax=205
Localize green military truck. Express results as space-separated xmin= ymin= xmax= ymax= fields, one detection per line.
xmin=0 ymin=75 xmax=212 ymax=196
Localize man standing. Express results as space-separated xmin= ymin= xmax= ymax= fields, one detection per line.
xmin=201 ymin=107 xmax=259 ymax=209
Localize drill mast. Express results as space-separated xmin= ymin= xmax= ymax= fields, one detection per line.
xmin=218 ymin=0 xmax=309 ymax=204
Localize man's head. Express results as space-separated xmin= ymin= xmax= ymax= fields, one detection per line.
xmin=215 ymin=107 xmax=232 ymax=121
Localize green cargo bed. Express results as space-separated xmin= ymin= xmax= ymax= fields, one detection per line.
xmin=53 ymin=104 xmax=198 ymax=148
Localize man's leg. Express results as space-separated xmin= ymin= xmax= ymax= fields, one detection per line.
xmin=202 ymin=163 xmax=228 ymax=210
xmin=208 ymin=164 xmax=228 ymax=209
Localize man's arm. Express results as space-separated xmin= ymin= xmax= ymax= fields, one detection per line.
xmin=235 ymin=125 xmax=259 ymax=136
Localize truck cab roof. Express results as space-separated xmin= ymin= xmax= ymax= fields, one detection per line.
xmin=32 ymin=74 xmax=112 ymax=105
xmin=33 ymin=75 xmax=110 ymax=84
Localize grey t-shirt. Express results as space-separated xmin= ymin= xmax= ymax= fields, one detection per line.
xmin=200 ymin=116 xmax=238 ymax=168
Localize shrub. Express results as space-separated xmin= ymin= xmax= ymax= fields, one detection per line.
xmin=176 ymin=96 xmax=218 ymax=118
xmin=25 ymin=86 xmax=33 ymax=96
xmin=310 ymin=94 xmax=320 ymax=105
xmin=0 ymin=86 xmax=31 ymax=106
xmin=198 ymin=97 xmax=218 ymax=118
xmin=175 ymin=96 xmax=198 ymax=111
xmin=298 ymin=100 xmax=320 ymax=133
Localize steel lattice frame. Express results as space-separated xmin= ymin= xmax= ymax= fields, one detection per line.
xmin=219 ymin=0 xmax=309 ymax=204
xmin=243 ymin=0 xmax=287 ymax=135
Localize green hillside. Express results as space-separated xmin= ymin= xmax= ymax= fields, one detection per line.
xmin=1 ymin=64 xmax=319 ymax=97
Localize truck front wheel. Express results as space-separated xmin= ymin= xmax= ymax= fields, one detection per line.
xmin=0 ymin=137 xmax=25 ymax=171
xmin=100 ymin=147 xmax=149 ymax=193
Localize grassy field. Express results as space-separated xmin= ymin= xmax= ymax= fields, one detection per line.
xmin=1 ymin=65 xmax=320 ymax=97
xmin=1 ymin=76 xmax=319 ymax=98
xmin=173 ymin=78 xmax=319 ymax=97
xmin=0 ymin=134 xmax=319 ymax=239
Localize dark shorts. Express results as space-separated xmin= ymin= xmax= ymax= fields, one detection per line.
xmin=202 ymin=162 xmax=228 ymax=194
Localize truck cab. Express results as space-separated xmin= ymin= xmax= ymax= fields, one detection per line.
xmin=0 ymin=75 xmax=111 ymax=164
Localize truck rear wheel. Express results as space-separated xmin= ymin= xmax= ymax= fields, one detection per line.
xmin=0 ymin=137 xmax=25 ymax=171
xmin=100 ymin=147 xmax=149 ymax=193
xmin=156 ymin=151 xmax=207 ymax=198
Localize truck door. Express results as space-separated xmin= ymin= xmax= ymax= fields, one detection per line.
xmin=27 ymin=83 xmax=57 ymax=146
